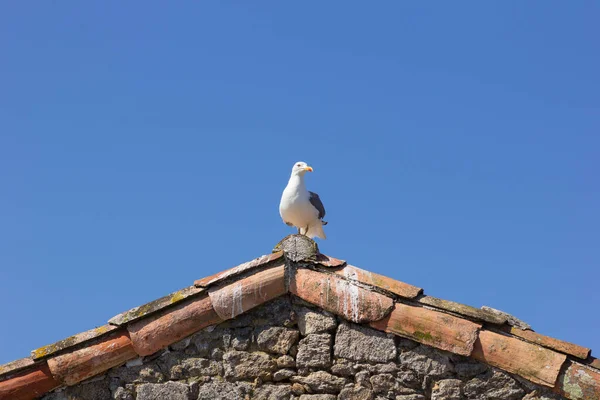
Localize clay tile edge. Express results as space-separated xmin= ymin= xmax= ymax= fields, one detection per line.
xmin=0 ymin=362 xmax=60 ymax=400
xmin=108 ymin=285 xmax=205 ymax=326
xmin=31 ymin=324 xmax=119 ymax=361
xmin=334 ymin=264 xmax=423 ymax=299
xmin=194 ymin=251 xmax=284 ymax=288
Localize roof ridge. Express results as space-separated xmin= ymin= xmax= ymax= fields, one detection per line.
xmin=0 ymin=234 xmax=597 ymax=400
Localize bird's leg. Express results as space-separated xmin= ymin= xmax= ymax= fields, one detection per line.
xmin=304 ymin=225 xmax=309 ymax=236
xmin=297 ymin=227 xmax=301 ymax=234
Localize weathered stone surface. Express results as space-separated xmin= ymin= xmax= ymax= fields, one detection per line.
xmin=274 ymin=234 xmax=319 ymax=262
xmin=222 ymin=350 xmax=277 ymax=380
xmin=47 ymin=331 xmax=137 ymax=386
xmin=334 ymin=322 xmax=396 ymax=363
xmin=481 ymin=306 xmax=531 ymax=330
xmin=454 ymin=360 xmax=489 ymax=379
xmin=136 ymin=381 xmax=190 ymax=400
xmin=108 ymin=360 xmax=164 ymax=384
xmin=335 ymin=264 xmax=423 ymax=299
xmin=463 ymin=368 xmax=525 ymax=400
xmin=371 ymin=303 xmax=481 ymax=357
xmin=273 ymin=369 xmax=296 ymax=381
xmin=112 ymin=386 xmax=135 ymax=400
xmin=399 ymin=345 xmax=454 ymax=378
xmin=431 ymin=379 xmax=463 ymax=400
xmin=370 ymin=373 xmax=414 ymax=395
xmin=295 ymin=306 xmax=337 ymax=335
xmin=256 ymin=326 xmax=299 ymax=355
xmin=500 ymin=326 xmax=591 ymax=360
xmin=331 ymin=359 xmax=353 ymax=377
xmin=291 ymin=371 xmax=346 ymax=393
xmin=128 ymin=294 xmax=222 ymax=356
xmin=0 ymin=363 xmax=60 ymax=400
xmin=253 ymin=384 xmax=292 ymax=399
xmin=195 ymin=251 xmax=284 ymax=287
xmin=396 ymin=395 xmax=426 ymax=400
xmin=297 ymin=334 xmax=332 ymax=368
xmin=209 ymin=264 xmax=286 ymax=320
xmin=158 ymin=354 xmax=221 ymax=380
xmin=277 ymin=355 xmax=296 ymax=368
xmin=418 ymin=296 xmax=506 ymax=325
xmin=195 ymin=381 xmax=250 ymax=399
xmin=338 ymin=385 xmax=374 ymax=399
xmin=42 ymin=378 xmax=111 ymax=400
xmin=219 ymin=296 xmax=294 ymax=329
xmin=298 ymin=395 xmax=337 ymax=400
xmin=32 ymin=324 xmax=120 ymax=360
xmin=523 ymin=390 xmax=564 ymax=400
xmin=109 ymin=286 xmax=205 ymax=326
xmin=290 ymin=268 xmax=394 ymax=323
xmin=555 ymin=360 xmax=600 ymax=400
xmin=472 ymin=329 xmax=567 ymax=387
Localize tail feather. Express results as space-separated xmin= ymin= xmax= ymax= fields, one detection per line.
xmin=306 ymin=220 xmax=326 ymax=239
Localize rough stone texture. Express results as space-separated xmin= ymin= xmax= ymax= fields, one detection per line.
xmin=274 ymin=234 xmax=319 ymax=262
xmin=295 ymin=306 xmax=337 ymax=335
xmin=136 ymin=381 xmax=190 ymax=400
xmin=399 ymin=345 xmax=454 ymax=378
xmin=334 ymin=322 xmax=397 ymax=363
xmin=297 ymin=334 xmax=332 ymax=368
xmin=40 ymin=296 xmax=568 ymax=400
xmin=256 ymin=326 xmax=299 ymax=355
xmin=291 ymin=371 xmax=346 ymax=393
xmin=418 ymin=296 xmax=506 ymax=325
xmin=431 ymin=379 xmax=463 ymax=400
xmin=223 ymin=350 xmax=277 ymax=380
xmin=463 ymin=369 xmax=525 ymax=400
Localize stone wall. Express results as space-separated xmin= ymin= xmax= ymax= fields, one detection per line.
xmin=42 ymin=297 xmax=565 ymax=400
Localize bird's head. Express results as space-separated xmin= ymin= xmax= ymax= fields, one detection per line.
xmin=291 ymin=161 xmax=313 ymax=176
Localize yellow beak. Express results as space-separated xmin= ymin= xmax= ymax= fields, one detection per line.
xmin=305 ymin=166 xmax=313 ymax=172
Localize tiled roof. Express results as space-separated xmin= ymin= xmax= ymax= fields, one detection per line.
xmin=1 ymin=235 xmax=598 ymax=400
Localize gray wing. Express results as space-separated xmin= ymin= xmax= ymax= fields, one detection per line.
xmin=309 ymin=191 xmax=326 ymax=220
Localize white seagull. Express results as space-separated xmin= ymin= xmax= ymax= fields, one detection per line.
xmin=279 ymin=161 xmax=327 ymax=239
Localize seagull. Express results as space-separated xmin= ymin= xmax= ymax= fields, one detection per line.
xmin=279 ymin=161 xmax=327 ymax=239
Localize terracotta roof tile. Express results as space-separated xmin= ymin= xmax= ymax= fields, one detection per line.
xmin=194 ymin=251 xmax=283 ymax=288
xmin=315 ymin=254 xmax=346 ymax=268
xmin=418 ymin=296 xmax=506 ymax=325
xmin=556 ymin=360 xmax=600 ymax=400
xmin=127 ymin=294 xmax=222 ymax=357
xmin=472 ymin=329 xmax=567 ymax=387
xmin=109 ymin=286 xmax=205 ymax=326
xmin=499 ymin=325 xmax=591 ymax=360
xmin=47 ymin=329 xmax=136 ymax=386
xmin=0 ymin=235 xmax=597 ymax=400
xmin=208 ymin=263 xmax=286 ymax=320
xmin=290 ymin=268 xmax=394 ymax=323
xmin=370 ymin=302 xmax=481 ymax=356
xmin=32 ymin=324 xmax=119 ymax=360
xmin=0 ymin=362 xmax=59 ymax=400
xmin=0 ymin=358 xmax=35 ymax=380
xmin=334 ymin=264 xmax=422 ymax=299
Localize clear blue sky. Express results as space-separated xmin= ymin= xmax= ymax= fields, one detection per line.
xmin=1 ymin=2 xmax=598 ymax=365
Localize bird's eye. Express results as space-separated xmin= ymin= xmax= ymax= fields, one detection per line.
xmin=296 ymin=163 xmax=301 ymax=167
